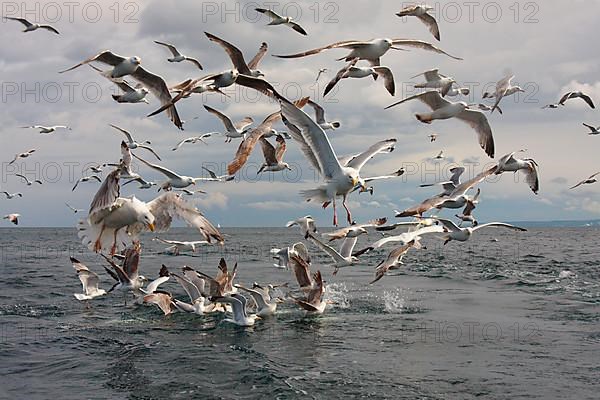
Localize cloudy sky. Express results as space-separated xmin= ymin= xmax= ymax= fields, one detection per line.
xmin=1 ymin=0 xmax=599 ymax=227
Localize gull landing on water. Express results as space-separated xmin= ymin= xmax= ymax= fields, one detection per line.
xmin=255 ymin=8 xmax=308 ymax=36
xmin=154 ymin=41 xmax=203 ymax=69
xmin=211 ymin=293 xmax=260 ymax=326
xmin=3 ymin=16 xmax=59 ymax=34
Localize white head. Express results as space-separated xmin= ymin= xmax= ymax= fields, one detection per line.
xmin=251 ymin=70 xmax=265 ymax=78
xmin=139 ymin=210 xmax=155 ymax=232
xmin=129 ymin=56 xmax=141 ymax=65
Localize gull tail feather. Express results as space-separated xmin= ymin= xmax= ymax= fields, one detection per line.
xmin=299 ymin=187 xmax=329 ymax=203
xmin=77 ymin=219 xmax=130 ymax=253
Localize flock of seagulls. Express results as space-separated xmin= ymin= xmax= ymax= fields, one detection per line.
xmin=1 ymin=4 xmax=597 ymax=326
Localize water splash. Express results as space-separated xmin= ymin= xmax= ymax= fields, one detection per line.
xmin=324 ymin=283 xmax=350 ymax=309
xmin=382 ymin=289 xmax=406 ymax=313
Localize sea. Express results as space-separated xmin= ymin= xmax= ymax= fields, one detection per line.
xmin=0 ymin=227 xmax=599 ymax=399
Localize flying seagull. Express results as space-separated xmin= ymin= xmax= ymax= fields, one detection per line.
xmin=434 ymin=217 xmax=526 ymax=244
xmin=411 ymin=68 xmax=455 ymax=96
xmin=72 ymin=175 xmax=102 ymax=191
xmin=583 ymin=123 xmax=600 ymax=135
xmin=205 ymin=32 xmax=267 ymax=77
xmin=396 ymin=5 xmax=440 ymax=41
xmin=483 ymin=75 xmax=525 ymax=113
xmin=257 ymin=135 xmax=291 ymax=174
xmin=255 ymin=8 xmax=308 ymax=35
xmin=154 ymin=41 xmax=203 ymax=69
xmin=22 ymin=125 xmax=70 ymax=134
xmin=8 ymin=149 xmax=35 ymax=165
xmin=306 ymin=99 xmax=341 ymax=130
xmin=570 ymin=172 xmax=600 ymax=189
xmin=286 ymin=216 xmax=318 ymax=239
xmin=324 ymin=58 xmax=395 ymax=96
xmin=109 ymin=124 xmax=161 ymax=160
xmin=3 ymin=16 xmax=59 ymax=34
xmin=132 ymin=154 xmax=203 ymax=190
xmin=1 ymin=192 xmax=23 ymax=199
xmin=204 ymin=104 xmax=254 ymax=142
xmin=70 ymin=257 xmax=107 ymax=301
xmin=172 ymin=133 xmax=213 ymax=150
xmin=15 ymin=174 xmax=42 ymax=186
xmin=495 ymin=150 xmax=539 ymax=194
xmin=559 ymin=91 xmax=595 ymax=109
xmin=370 ymin=239 xmax=422 ymax=284
xmin=3 ymin=213 xmax=20 ymax=225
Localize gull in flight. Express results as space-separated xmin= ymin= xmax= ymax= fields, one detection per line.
xmin=236 ymin=284 xmax=282 ymax=317
xmin=204 ymin=104 xmax=254 ymax=143
xmin=133 ymin=154 xmax=202 ymax=190
xmin=434 ymin=217 xmax=526 ymax=244
xmin=70 ymin=257 xmax=106 ymax=301
xmin=355 ymin=224 xmax=445 ymax=256
xmin=172 ymin=133 xmax=213 ymax=150
xmin=429 ymin=133 xmax=438 ymax=142
xmin=286 ymin=216 xmax=318 ymax=239
xmin=495 ymin=150 xmax=539 ymax=194
xmin=200 ymin=166 xmax=234 ymax=182
xmin=3 ymin=213 xmax=20 ymax=225
xmin=570 ymin=172 xmax=600 ymax=189
xmin=324 ymin=58 xmax=395 ymax=96
xmin=1 ymin=192 xmax=23 ymax=199
xmin=307 ymin=232 xmax=360 ymax=274
xmin=122 ymin=176 xmax=157 ymax=190
xmin=321 ymin=217 xmax=387 ymax=241
xmin=396 ymin=5 xmax=440 ymax=41
xmin=196 ymin=258 xmax=238 ymax=298
xmin=88 ymin=63 xmax=150 ymax=104
xmin=271 ymin=242 xmax=311 ymax=269
xmin=386 ymin=90 xmax=495 ymax=158
xmin=8 ymin=149 xmax=35 ymax=165
xmin=72 ymin=175 xmax=102 ymax=191
xmin=22 ymin=125 xmax=70 ymax=134
xmin=257 ymin=135 xmax=291 ymax=174
xmin=434 ymin=150 xmax=445 ymax=160
xmin=446 ymin=86 xmax=471 ymax=97
xmin=274 ymin=38 xmax=462 ymax=66
xmin=78 ymin=169 xmax=223 ymax=254
xmin=59 ymin=51 xmax=183 ymax=129
xmin=412 ymin=68 xmax=455 ymax=96
xmin=153 ymin=237 xmax=209 ymax=255
xmin=110 ymin=124 xmax=161 ymax=160
xmin=15 ymin=174 xmax=42 ymax=186
xmin=473 ymin=103 xmax=503 ymax=114
xmin=3 ymin=16 xmax=59 ymax=34
xmin=154 ymin=41 xmax=203 ymax=69
xmin=280 ymin=98 xmax=395 ymax=224
xmin=583 ymin=123 xmax=600 ymax=135
xmin=455 ymin=190 xmax=480 ymax=226
xmin=65 ymin=203 xmax=84 ymax=213
xmin=306 ymin=100 xmax=340 ymax=131
xmin=170 ymin=268 xmax=207 ymax=315
xmin=163 ymin=69 xmax=239 ymax=108
xmin=482 ymin=75 xmax=525 ymax=113
xmin=211 ymin=293 xmax=260 ymax=326
xmin=315 ymin=68 xmax=328 ymax=82
xmin=255 ymin=8 xmax=308 ymax=35
xmin=289 ymin=267 xmax=328 ymax=315
xmin=370 ymin=239 xmax=422 ymax=284
xmin=205 ymin=32 xmax=267 ymax=77
xmin=542 ymin=103 xmax=560 ymax=109
xmin=559 ymin=91 xmax=595 ymax=109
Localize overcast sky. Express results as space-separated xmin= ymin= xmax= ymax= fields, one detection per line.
xmin=1 ymin=0 xmax=599 ymax=227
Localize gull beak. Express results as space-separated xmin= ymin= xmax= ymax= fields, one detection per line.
xmin=147 ymin=222 xmax=155 ymax=232
xmin=352 ymin=177 xmax=359 ymax=187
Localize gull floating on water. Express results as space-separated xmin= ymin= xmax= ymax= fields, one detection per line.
xmin=559 ymin=91 xmax=595 ymax=109
xmin=3 ymin=213 xmax=20 ymax=225
xmin=583 ymin=123 xmax=600 ymax=135
xmin=570 ymin=171 xmax=600 ymax=189
xmin=15 ymin=174 xmax=42 ymax=186
xmin=22 ymin=125 xmax=70 ymax=134
xmin=495 ymin=150 xmax=539 ymax=194
xmin=8 ymin=149 xmax=35 ymax=165
xmin=110 ymin=124 xmax=161 ymax=160
xmin=205 ymin=32 xmax=267 ymax=77
xmin=211 ymin=293 xmax=260 ymax=326
xmin=434 ymin=217 xmax=526 ymax=244
xmin=154 ymin=41 xmax=203 ymax=69
xmin=255 ymin=8 xmax=308 ymax=35
xmin=324 ymin=58 xmax=395 ymax=96
xmin=70 ymin=257 xmax=106 ymax=301
xmin=3 ymin=16 xmax=59 ymax=34
xmin=386 ymin=90 xmax=495 ymax=158
xmin=59 ymin=50 xmax=183 ymax=129
xmin=396 ymin=5 xmax=440 ymax=41
xmin=482 ymin=75 xmax=525 ymax=113
xmin=306 ymin=99 xmax=340 ymax=131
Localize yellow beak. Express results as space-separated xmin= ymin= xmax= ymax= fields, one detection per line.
xmin=352 ymin=177 xmax=359 ymax=186
xmin=147 ymin=222 xmax=155 ymax=232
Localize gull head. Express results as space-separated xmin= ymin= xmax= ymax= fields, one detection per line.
xmin=141 ymin=212 xmax=155 ymax=232
xmin=331 ymin=121 xmax=341 ymax=129
xmin=187 ymin=177 xmax=197 ymax=185
xmin=252 ymin=69 xmax=265 ymax=78
xmin=283 ymin=162 xmax=292 ymax=171
xmin=515 ymin=86 xmax=526 ymax=93
xmin=130 ymin=56 xmax=142 ymax=65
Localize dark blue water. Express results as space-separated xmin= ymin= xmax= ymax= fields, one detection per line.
xmin=1 ymin=227 xmax=599 ymax=399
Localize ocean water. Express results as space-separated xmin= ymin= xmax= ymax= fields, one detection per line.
xmin=0 ymin=227 xmax=599 ymax=399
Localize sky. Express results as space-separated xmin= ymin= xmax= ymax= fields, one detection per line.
xmin=1 ymin=0 xmax=600 ymax=227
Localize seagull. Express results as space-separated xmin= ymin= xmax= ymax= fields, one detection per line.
xmin=236 ymin=284 xmax=282 ymax=317
xmin=386 ymin=90 xmax=494 ymax=158
xmin=315 ymin=68 xmax=328 ymax=82
xmin=85 ymin=164 xmax=103 ymax=174
xmin=227 ymin=98 xmax=308 ymax=176
xmin=99 ymin=245 xmax=148 ymax=302
xmin=143 ymin=291 xmax=176 ymax=315
xmin=59 ymin=51 xmax=183 ymax=129
xmin=172 ymin=133 xmax=213 ymax=150
xmin=1 ymin=192 xmax=23 ymax=199
xmin=355 ymin=225 xmax=445 ymax=255
xmin=8 ymin=149 xmax=35 ymax=165
xmin=176 ymin=189 xmax=207 ymax=197
xmin=153 ymin=237 xmax=209 ymax=255
xmin=289 ymin=269 xmax=328 ymax=315
xmin=273 ymin=38 xmax=462 ymax=65
xmin=15 ymin=174 xmax=42 ymax=186
xmin=22 ymin=125 xmax=70 ymax=134
xmin=257 ymin=135 xmax=291 ymax=174
xmin=307 ymin=232 xmax=360 ymax=274
xmin=132 ymin=154 xmax=201 ymax=190
xmin=286 ymin=216 xmax=318 ymax=239
xmin=321 ymin=217 xmax=387 ymax=241
xmin=396 ymin=4 xmax=440 ymax=41
xmin=271 ymin=242 xmax=311 ymax=269
xmin=306 ymin=100 xmax=340 ymax=130
xmin=495 ymin=150 xmax=539 ymax=194
xmin=255 ymin=8 xmax=307 ymax=35
xmin=570 ymin=172 xmax=600 ymax=189
xmin=280 ymin=98 xmax=395 ymax=224
xmin=170 ymin=268 xmax=207 ymax=314
xmin=70 ymin=257 xmax=106 ymax=301
xmin=559 ymin=91 xmax=595 ymax=109
xmin=154 ymin=41 xmax=203 ymax=69
xmin=324 ymin=58 xmax=395 ymax=96
xmin=473 ymin=103 xmax=503 ymax=114
xmin=72 ymin=175 xmax=102 ymax=191
xmin=412 ymin=68 xmax=455 ymax=96
xmin=583 ymin=123 xmax=600 ymax=135
xmin=195 ymin=258 xmax=238 ymax=298
xmin=65 ymin=203 xmax=84 ymax=213
xmin=483 ymin=75 xmax=525 ymax=113
xmin=109 ymin=124 xmax=161 ymax=160
xmin=3 ymin=213 xmax=20 ymax=225
xmin=77 ymin=169 xmax=223 ymax=254
xmin=434 ymin=150 xmax=444 ymax=160
xmin=429 ymin=133 xmax=438 ymax=142
xmin=205 ymin=32 xmax=267 ymax=77
xmin=446 ymin=86 xmax=471 ymax=97
xmin=122 ymin=176 xmax=157 ymax=189
xmin=200 ymin=166 xmax=235 ymax=182
xmin=3 ymin=16 xmax=59 ymax=34
xmin=542 ymin=103 xmax=560 ymax=109
xmin=370 ymin=239 xmax=422 ymax=284
xmin=211 ymin=293 xmax=260 ymax=326
xmin=111 ymin=80 xmax=150 ymax=104
xmin=434 ymin=217 xmax=526 ymax=244
xmin=455 ymin=190 xmax=480 ymax=226
xmin=204 ymin=104 xmax=254 ymax=143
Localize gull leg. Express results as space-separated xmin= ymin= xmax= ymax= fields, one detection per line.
xmin=332 ymin=197 xmax=338 ymax=226
xmin=94 ymin=224 xmax=106 ymax=253
xmin=342 ymin=194 xmax=352 ymax=224
xmin=110 ymin=228 xmax=120 ymax=256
